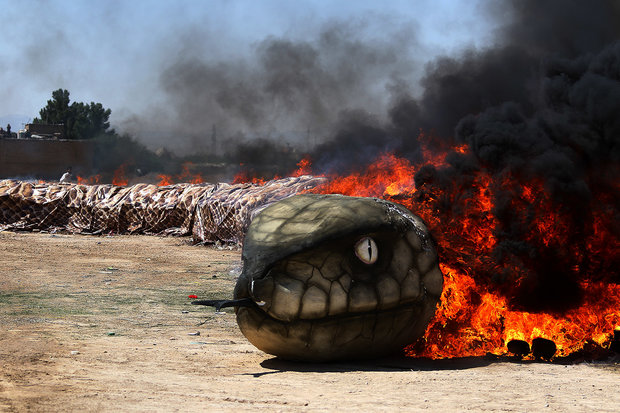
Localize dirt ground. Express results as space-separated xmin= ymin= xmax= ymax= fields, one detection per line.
xmin=0 ymin=231 xmax=618 ymax=412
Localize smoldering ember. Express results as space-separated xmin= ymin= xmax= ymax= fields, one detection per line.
xmin=1 ymin=0 xmax=619 ymax=365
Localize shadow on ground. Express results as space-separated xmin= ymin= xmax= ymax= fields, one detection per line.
xmin=246 ymin=350 xmax=620 ymax=377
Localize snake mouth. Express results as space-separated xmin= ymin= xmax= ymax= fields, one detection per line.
xmin=235 ymin=292 xmax=440 ymax=362
xmin=243 ymin=295 xmax=429 ymax=323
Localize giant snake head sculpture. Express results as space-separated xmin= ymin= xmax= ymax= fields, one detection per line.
xmin=194 ymin=194 xmax=443 ymax=361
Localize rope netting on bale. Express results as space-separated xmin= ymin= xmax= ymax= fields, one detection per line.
xmin=0 ymin=176 xmax=326 ymax=244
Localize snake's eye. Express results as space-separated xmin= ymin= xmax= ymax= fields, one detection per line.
xmin=354 ymin=237 xmax=378 ymax=264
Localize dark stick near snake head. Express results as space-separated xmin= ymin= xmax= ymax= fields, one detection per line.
xmin=194 ymin=194 xmax=444 ymax=362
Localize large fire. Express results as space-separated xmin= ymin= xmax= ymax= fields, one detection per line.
xmin=96 ymin=139 xmax=618 ymax=360
xmin=307 ymin=146 xmax=618 ymax=359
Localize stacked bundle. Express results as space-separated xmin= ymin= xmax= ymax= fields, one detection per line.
xmin=0 ymin=176 xmax=325 ymax=244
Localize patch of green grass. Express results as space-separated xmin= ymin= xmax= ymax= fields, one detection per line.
xmin=0 ymin=291 xmax=94 ymax=317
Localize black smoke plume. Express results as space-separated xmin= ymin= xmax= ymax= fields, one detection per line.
xmin=315 ymin=0 xmax=620 ymax=168
xmin=314 ymin=0 xmax=620 ymax=311
xmin=122 ymin=20 xmax=423 ymax=155
xmin=451 ymin=41 xmax=620 ymax=310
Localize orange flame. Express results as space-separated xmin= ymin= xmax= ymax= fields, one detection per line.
xmin=157 ymin=174 xmax=173 ymax=186
xmin=409 ymin=264 xmax=620 ymax=359
xmin=232 ymin=170 xmax=268 ymax=185
xmin=157 ymin=162 xmax=205 ymax=186
xmin=175 ymin=162 xmax=204 ymax=184
xmin=232 ymin=161 xmax=274 ymax=184
xmin=292 ymin=157 xmax=313 ymax=177
xmin=112 ymin=164 xmax=128 ymax=186
xmin=77 ymin=174 xmax=101 ymax=185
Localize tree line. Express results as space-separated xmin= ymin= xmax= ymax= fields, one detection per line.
xmin=33 ymin=89 xmax=112 ymax=140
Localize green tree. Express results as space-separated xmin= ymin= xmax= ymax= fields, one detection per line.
xmin=33 ymin=89 xmax=112 ymax=139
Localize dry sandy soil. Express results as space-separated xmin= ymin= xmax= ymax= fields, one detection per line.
xmin=0 ymin=231 xmax=618 ymax=412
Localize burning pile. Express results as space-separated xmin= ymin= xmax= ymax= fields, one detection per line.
xmin=302 ymin=149 xmax=619 ymax=360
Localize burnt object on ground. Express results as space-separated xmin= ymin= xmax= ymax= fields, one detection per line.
xmin=531 ymin=338 xmax=557 ymax=360
xmin=507 ymin=339 xmax=530 ymax=359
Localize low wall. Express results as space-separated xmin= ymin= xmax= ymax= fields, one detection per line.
xmin=0 ymin=138 xmax=94 ymax=180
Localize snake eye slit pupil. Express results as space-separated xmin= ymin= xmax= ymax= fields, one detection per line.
xmin=355 ymin=237 xmax=378 ymax=264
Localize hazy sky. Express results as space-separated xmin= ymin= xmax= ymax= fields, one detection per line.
xmin=0 ymin=0 xmax=496 ymax=150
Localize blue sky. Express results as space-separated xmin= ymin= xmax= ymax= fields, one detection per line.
xmin=0 ymin=0 xmax=497 ymax=150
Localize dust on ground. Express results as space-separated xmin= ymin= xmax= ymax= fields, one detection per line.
xmin=0 ymin=231 xmax=618 ymax=412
